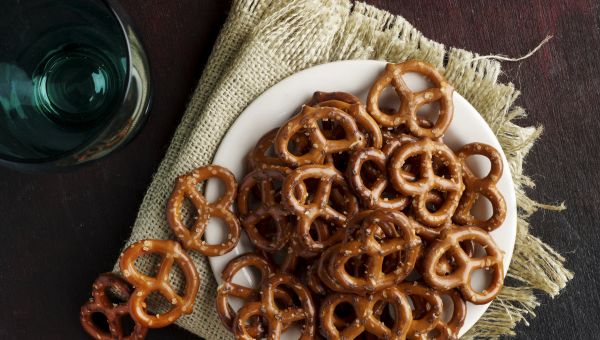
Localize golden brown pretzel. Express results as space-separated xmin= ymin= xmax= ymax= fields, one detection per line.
xmin=261 ymin=273 xmax=317 ymax=340
xmin=328 ymin=210 xmax=421 ymax=295
xmin=367 ymin=60 xmax=454 ymax=138
xmin=215 ymin=253 xmax=274 ymax=331
xmin=275 ymin=105 xmax=366 ymax=167
xmin=397 ymin=282 xmax=443 ymax=339
xmin=245 ymin=129 xmax=288 ymax=170
xmin=453 ymin=143 xmax=507 ymax=231
xmin=311 ymin=91 xmax=383 ymax=149
xmin=282 ymin=164 xmax=359 ymax=252
xmin=389 ymin=138 xmax=464 ymax=227
xmin=167 ymin=165 xmax=241 ymax=256
xmin=119 ymin=240 xmax=200 ymax=328
xmin=347 ymin=135 xmax=416 ymax=210
xmin=237 ymin=166 xmax=297 ymax=251
xmin=320 ymin=287 xmax=413 ymax=339
xmin=422 ymin=226 xmax=504 ymax=304
xmin=418 ymin=289 xmax=467 ymax=340
xmin=80 ymin=273 xmax=147 ymax=340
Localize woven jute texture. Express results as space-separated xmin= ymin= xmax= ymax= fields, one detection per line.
xmin=114 ymin=0 xmax=573 ymax=338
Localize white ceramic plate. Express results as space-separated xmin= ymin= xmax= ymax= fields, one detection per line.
xmin=205 ymin=60 xmax=517 ymax=338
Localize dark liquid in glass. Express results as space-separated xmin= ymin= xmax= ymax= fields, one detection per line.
xmin=0 ymin=0 xmax=129 ymax=162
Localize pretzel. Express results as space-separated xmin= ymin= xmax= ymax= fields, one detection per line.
xmin=216 ymin=254 xmax=275 ymax=331
xmin=347 ymin=135 xmax=415 ymax=210
xmin=275 ymin=105 xmax=366 ymax=167
xmin=237 ymin=166 xmax=299 ymax=251
xmin=328 ymin=210 xmax=421 ymax=295
xmin=167 ymin=165 xmax=241 ymax=256
xmin=418 ymin=289 xmax=466 ymax=340
xmin=367 ymin=61 xmax=454 ymax=138
xmin=422 ymin=226 xmax=504 ymax=304
xmin=453 ymin=143 xmax=507 ymax=232
xmin=80 ymin=273 xmax=147 ymax=340
xmin=320 ymin=287 xmax=413 ymax=339
xmin=119 ymin=240 xmax=200 ymax=328
xmin=282 ymin=164 xmax=359 ymax=252
xmin=311 ymin=91 xmax=383 ymax=149
xmin=246 ymin=129 xmax=312 ymax=171
xmin=389 ymin=138 xmax=464 ymax=227
xmin=234 ymin=273 xmax=317 ymax=340
xmin=397 ymin=282 xmax=443 ymax=339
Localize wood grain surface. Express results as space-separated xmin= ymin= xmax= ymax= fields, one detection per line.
xmin=0 ymin=0 xmax=597 ymax=339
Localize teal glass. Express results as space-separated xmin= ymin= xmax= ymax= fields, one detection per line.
xmin=0 ymin=0 xmax=151 ymax=169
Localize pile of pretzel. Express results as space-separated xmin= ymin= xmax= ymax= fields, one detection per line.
xmin=80 ymin=60 xmax=508 ymax=340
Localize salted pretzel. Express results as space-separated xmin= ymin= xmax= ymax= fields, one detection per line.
xmin=347 ymin=134 xmax=418 ymax=210
xmin=453 ymin=143 xmax=507 ymax=231
xmin=237 ymin=166 xmax=299 ymax=251
xmin=422 ymin=226 xmax=504 ymax=304
xmin=389 ymin=138 xmax=464 ymax=227
xmin=282 ymin=164 xmax=359 ymax=252
xmin=275 ymin=105 xmax=366 ymax=167
xmin=246 ymin=129 xmax=312 ymax=170
xmin=367 ymin=60 xmax=454 ymax=138
xmin=320 ymin=286 xmax=413 ymax=339
xmin=328 ymin=210 xmax=421 ymax=295
xmin=397 ymin=282 xmax=444 ymax=339
xmin=216 ymin=254 xmax=275 ymax=331
xmin=119 ymin=240 xmax=200 ymax=328
xmin=80 ymin=273 xmax=147 ymax=340
xmin=415 ymin=289 xmax=466 ymax=340
xmin=167 ymin=165 xmax=241 ymax=256
xmin=234 ymin=273 xmax=316 ymax=340
xmin=311 ymin=91 xmax=383 ymax=149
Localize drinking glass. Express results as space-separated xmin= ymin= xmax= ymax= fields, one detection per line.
xmin=0 ymin=0 xmax=151 ymax=169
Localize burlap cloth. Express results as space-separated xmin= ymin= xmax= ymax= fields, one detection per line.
xmin=115 ymin=0 xmax=573 ymax=338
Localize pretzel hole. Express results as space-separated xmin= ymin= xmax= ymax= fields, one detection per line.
xmin=432 ymin=156 xmax=452 ymax=179
xmin=145 ymin=291 xmax=175 ymax=315
xmin=329 ymin=152 xmax=350 ymax=172
xmin=288 ymin=132 xmax=312 ymax=156
xmin=461 ymin=240 xmax=487 ymax=259
xmin=439 ymin=293 xmax=456 ymax=323
xmin=328 ymin=186 xmax=353 ymax=216
xmin=318 ymin=119 xmax=346 ymax=140
xmin=403 ymin=155 xmax=423 ymax=181
xmin=426 ymin=328 xmax=443 ymax=338
xmin=333 ymin=302 xmax=357 ymax=329
xmin=465 ymin=154 xmax=492 ymax=179
xmin=105 ymin=286 xmax=129 ymax=305
xmin=416 ymin=101 xmax=441 ymax=126
xmin=360 ymin=160 xmax=384 ymax=187
xmin=277 ymin=285 xmax=303 ymax=309
xmin=302 ymin=178 xmax=321 ymax=204
xmin=232 ymin=265 xmax=262 ymax=290
xmin=345 ymin=255 xmax=369 ymax=278
xmin=168 ymin=263 xmax=187 ymax=296
xmin=256 ymin=217 xmax=285 ymax=243
xmin=204 ymin=217 xmax=231 ymax=245
xmin=134 ymin=253 xmax=163 ymax=277
xmin=471 ymin=195 xmax=493 ymax=221
xmin=382 ymin=253 xmax=400 ymax=274
xmin=90 ymin=312 xmax=111 ymax=333
xmin=469 ymin=268 xmax=493 ymax=293
xmin=377 ymin=301 xmax=398 ymax=329
xmin=203 ymin=177 xmax=227 ymax=205
xmin=380 ymin=80 xmax=404 ymax=109
xmin=179 ymin=198 xmax=199 ymax=230
xmin=408 ymin=295 xmax=429 ymax=319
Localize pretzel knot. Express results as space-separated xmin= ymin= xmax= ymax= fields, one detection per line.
xmin=320 ymin=287 xmax=413 ymax=339
xmin=119 ymin=240 xmax=200 ymax=328
xmin=311 ymin=91 xmax=383 ymax=149
xmin=167 ymin=165 xmax=241 ymax=256
xmin=80 ymin=273 xmax=147 ymax=340
xmin=237 ymin=166 xmax=299 ymax=251
xmin=282 ymin=164 xmax=359 ymax=252
xmin=216 ymin=254 xmax=274 ymax=331
xmin=389 ymin=138 xmax=464 ymax=227
xmin=234 ymin=273 xmax=316 ymax=340
xmin=422 ymin=226 xmax=504 ymax=304
xmin=347 ymin=136 xmax=417 ymax=210
xmin=328 ymin=210 xmax=422 ymax=295
xmin=453 ymin=143 xmax=507 ymax=232
xmin=275 ymin=105 xmax=367 ymax=167
xmin=367 ymin=60 xmax=454 ymax=138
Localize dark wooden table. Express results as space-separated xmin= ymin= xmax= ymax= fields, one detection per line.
xmin=1 ymin=0 xmax=597 ymax=339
